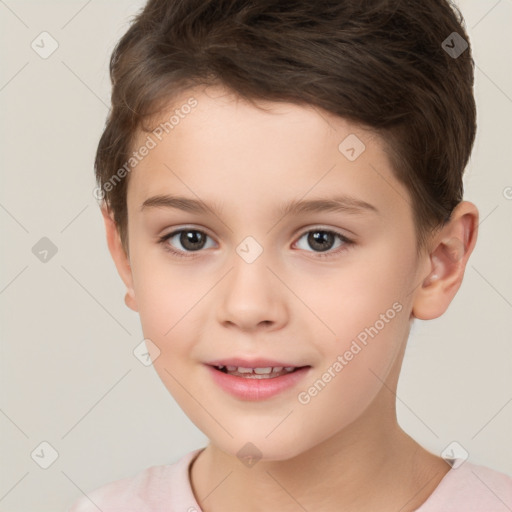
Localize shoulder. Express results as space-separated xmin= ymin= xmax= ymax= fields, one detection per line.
xmin=417 ymin=459 xmax=512 ymax=512
xmin=67 ymin=448 xmax=204 ymax=512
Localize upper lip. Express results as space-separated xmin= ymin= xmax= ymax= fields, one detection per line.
xmin=206 ymin=358 xmax=308 ymax=368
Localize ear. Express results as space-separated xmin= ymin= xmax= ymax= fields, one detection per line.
xmin=101 ymin=205 xmax=138 ymax=312
xmin=412 ymin=201 xmax=479 ymax=320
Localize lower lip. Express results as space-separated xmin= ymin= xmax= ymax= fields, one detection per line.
xmin=205 ymin=365 xmax=311 ymax=401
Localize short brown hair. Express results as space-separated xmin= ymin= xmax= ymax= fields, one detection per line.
xmin=95 ymin=0 xmax=476 ymax=257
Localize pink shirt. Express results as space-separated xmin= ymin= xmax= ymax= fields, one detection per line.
xmin=68 ymin=448 xmax=512 ymax=511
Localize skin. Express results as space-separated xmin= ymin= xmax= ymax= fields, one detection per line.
xmin=102 ymin=84 xmax=479 ymax=512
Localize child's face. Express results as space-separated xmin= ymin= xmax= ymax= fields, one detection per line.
xmin=117 ymin=84 xmax=432 ymax=460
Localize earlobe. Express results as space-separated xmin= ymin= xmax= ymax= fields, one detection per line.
xmin=412 ymin=201 xmax=479 ymax=320
xmin=100 ymin=206 xmax=139 ymax=312
xmin=125 ymin=291 xmax=138 ymax=312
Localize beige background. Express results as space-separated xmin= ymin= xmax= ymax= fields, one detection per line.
xmin=0 ymin=1 xmax=511 ymax=511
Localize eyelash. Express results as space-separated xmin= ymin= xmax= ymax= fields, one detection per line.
xmin=157 ymin=227 xmax=355 ymax=260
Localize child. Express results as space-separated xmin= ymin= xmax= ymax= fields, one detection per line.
xmin=70 ymin=0 xmax=512 ymax=510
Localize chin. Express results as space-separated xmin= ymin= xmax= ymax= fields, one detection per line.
xmin=210 ymin=434 xmax=309 ymax=465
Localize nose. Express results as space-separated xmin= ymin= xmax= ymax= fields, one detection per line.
xmin=216 ymin=252 xmax=289 ymax=332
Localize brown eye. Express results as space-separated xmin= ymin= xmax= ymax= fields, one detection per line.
xmin=295 ymin=228 xmax=354 ymax=258
xmin=307 ymin=231 xmax=336 ymax=252
xmin=158 ymin=228 xmax=215 ymax=257
xmin=176 ymin=230 xmax=208 ymax=251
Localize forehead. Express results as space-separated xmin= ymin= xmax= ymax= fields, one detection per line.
xmin=127 ymin=84 xmax=412 ymax=225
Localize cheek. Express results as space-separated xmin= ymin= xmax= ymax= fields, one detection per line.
xmin=300 ymin=296 xmax=406 ymax=408
xmin=131 ymin=253 xmax=202 ymax=337
xmin=290 ymin=258 xmax=408 ymax=344
xmin=268 ymin=322 xmax=406 ymax=457
xmin=289 ymin=252 xmax=410 ymax=402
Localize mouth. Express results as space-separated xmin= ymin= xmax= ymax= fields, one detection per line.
xmin=211 ymin=364 xmax=308 ymax=379
xmin=205 ymin=362 xmax=312 ymax=401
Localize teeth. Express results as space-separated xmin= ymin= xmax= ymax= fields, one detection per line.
xmin=216 ymin=365 xmax=297 ymax=377
xmin=237 ymin=367 xmax=255 ymax=374
xmin=254 ymin=366 xmax=274 ymax=375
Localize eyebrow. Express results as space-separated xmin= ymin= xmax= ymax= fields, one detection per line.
xmin=140 ymin=193 xmax=379 ymax=218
